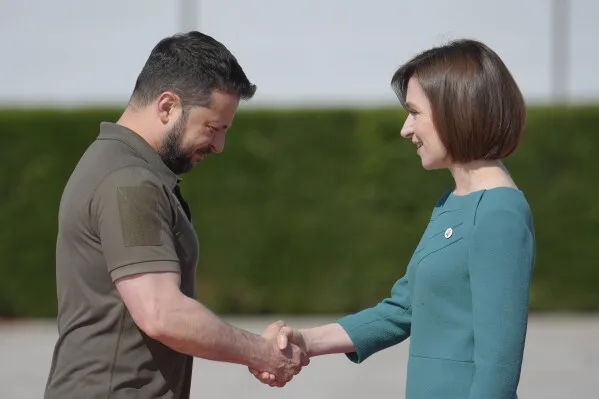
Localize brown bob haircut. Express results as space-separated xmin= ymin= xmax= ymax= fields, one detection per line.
xmin=391 ymin=39 xmax=526 ymax=163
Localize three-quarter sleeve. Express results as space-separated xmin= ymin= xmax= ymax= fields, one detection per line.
xmin=336 ymin=273 xmax=412 ymax=363
xmin=467 ymin=208 xmax=535 ymax=399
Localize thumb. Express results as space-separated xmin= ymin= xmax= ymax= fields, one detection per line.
xmin=263 ymin=320 xmax=285 ymax=338
xmin=277 ymin=326 xmax=294 ymax=350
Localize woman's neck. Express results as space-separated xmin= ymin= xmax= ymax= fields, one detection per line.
xmin=449 ymin=160 xmax=516 ymax=196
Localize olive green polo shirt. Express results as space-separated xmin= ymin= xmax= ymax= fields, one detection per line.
xmin=45 ymin=122 xmax=199 ymax=399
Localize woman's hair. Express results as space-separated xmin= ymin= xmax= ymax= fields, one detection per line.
xmin=391 ymin=39 xmax=526 ymax=162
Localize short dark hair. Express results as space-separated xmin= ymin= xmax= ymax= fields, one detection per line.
xmin=391 ymin=39 xmax=526 ymax=162
xmin=130 ymin=31 xmax=256 ymax=108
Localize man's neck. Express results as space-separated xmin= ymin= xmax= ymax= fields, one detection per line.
xmin=116 ymin=107 xmax=162 ymax=152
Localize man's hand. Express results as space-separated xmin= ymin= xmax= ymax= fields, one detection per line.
xmin=249 ymin=322 xmax=310 ymax=387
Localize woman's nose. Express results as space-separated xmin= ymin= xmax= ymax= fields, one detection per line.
xmin=400 ymin=115 xmax=414 ymax=139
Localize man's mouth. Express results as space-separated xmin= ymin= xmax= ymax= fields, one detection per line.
xmin=193 ymin=150 xmax=209 ymax=162
xmin=195 ymin=149 xmax=211 ymax=157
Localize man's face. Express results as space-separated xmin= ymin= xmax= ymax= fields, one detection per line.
xmin=159 ymin=91 xmax=240 ymax=174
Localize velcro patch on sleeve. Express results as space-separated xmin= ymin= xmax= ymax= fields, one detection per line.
xmin=117 ymin=186 xmax=163 ymax=247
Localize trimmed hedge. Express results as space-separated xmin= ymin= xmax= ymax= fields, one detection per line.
xmin=1 ymin=106 xmax=598 ymax=317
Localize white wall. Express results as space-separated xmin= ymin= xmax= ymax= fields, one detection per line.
xmin=1 ymin=0 xmax=597 ymax=108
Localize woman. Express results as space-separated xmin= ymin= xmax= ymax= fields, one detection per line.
xmin=252 ymin=39 xmax=535 ymax=399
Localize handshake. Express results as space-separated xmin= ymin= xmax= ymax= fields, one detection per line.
xmin=248 ymin=320 xmax=311 ymax=388
xmin=242 ymin=320 xmax=353 ymax=387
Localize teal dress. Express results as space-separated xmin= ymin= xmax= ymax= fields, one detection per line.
xmin=337 ymin=187 xmax=535 ymax=399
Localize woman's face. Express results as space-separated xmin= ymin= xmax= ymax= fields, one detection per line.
xmin=400 ymin=76 xmax=449 ymax=170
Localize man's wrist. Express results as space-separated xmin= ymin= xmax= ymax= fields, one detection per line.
xmin=246 ymin=336 xmax=274 ymax=370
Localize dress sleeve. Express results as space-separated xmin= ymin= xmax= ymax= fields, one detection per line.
xmin=467 ymin=208 xmax=535 ymax=399
xmin=336 ymin=273 xmax=412 ymax=363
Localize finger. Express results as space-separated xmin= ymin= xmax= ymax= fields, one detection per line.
xmin=277 ymin=326 xmax=295 ymax=349
xmin=301 ymin=355 xmax=311 ymax=367
xmin=259 ymin=376 xmax=271 ymax=384
xmin=278 ymin=375 xmax=292 ymax=386
xmin=270 ymin=379 xmax=286 ymax=388
xmin=271 ymin=320 xmax=285 ymax=330
xmin=277 ymin=332 xmax=288 ymax=350
xmin=258 ymin=372 xmax=273 ymax=382
xmin=263 ymin=320 xmax=285 ymax=336
xmin=253 ymin=371 xmax=266 ymax=381
xmin=262 ymin=372 xmax=274 ymax=381
xmin=249 ymin=367 xmax=272 ymax=383
xmin=272 ymin=372 xmax=293 ymax=387
xmin=280 ymin=326 xmax=293 ymax=336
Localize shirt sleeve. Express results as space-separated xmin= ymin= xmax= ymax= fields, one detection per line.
xmin=468 ymin=208 xmax=535 ymax=399
xmin=336 ymin=273 xmax=412 ymax=363
xmin=91 ymin=166 xmax=181 ymax=281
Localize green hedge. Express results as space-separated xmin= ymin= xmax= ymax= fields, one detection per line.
xmin=1 ymin=106 xmax=598 ymax=317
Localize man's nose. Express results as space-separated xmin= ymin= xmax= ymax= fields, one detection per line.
xmin=211 ymin=132 xmax=225 ymax=153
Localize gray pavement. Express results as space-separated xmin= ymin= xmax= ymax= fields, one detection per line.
xmin=1 ymin=314 xmax=598 ymax=398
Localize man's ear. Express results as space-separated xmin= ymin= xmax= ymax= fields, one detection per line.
xmin=156 ymin=91 xmax=180 ymax=125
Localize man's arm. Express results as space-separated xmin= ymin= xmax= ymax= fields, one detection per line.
xmin=115 ymin=270 xmax=308 ymax=381
xmin=115 ymin=271 xmax=280 ymax=370
xmin=90 ymin=166 xmax=307 ymax=381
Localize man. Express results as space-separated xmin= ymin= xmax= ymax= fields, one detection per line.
xmin=44 ymin=31 xmax=307 ymax=399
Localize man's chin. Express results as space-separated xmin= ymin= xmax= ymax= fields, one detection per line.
xmin=179 ymin=162 xmax=195 ymax=174
xmin=192 ymin=153 xmax=205 ymax=164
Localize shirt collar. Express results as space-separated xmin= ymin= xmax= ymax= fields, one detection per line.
xmin=97 ymin=122 xmax=181 ymax=189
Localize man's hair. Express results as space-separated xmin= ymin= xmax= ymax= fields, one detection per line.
xmin=391 ymin=39 xmax=526 ymax=162
xmin=130 ymin=31 xmax=256 ymax=108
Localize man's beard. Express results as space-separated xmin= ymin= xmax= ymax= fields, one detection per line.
xmin=158 ymin=112 xmax=194 ymax=175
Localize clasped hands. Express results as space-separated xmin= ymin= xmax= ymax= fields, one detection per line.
xmin=249 ymin=320 xmax=309 ymax=388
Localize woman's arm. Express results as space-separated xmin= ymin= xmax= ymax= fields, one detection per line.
xmin=249 ymin=273 xmax=413 ymax=386
xmin=335 ymin=273 xmax=412 ymax=363
xmin=467 ymin=208 xmax=535 ymax=399
xmin=299 ymin=323 xmax=356 ymax=357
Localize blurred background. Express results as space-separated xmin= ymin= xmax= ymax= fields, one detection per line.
xmin=1 ymin=0 xmax=598 ymax=398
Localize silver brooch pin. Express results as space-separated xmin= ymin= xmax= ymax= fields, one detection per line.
xmin=444 ymin=228 xmax=453 ymax=239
